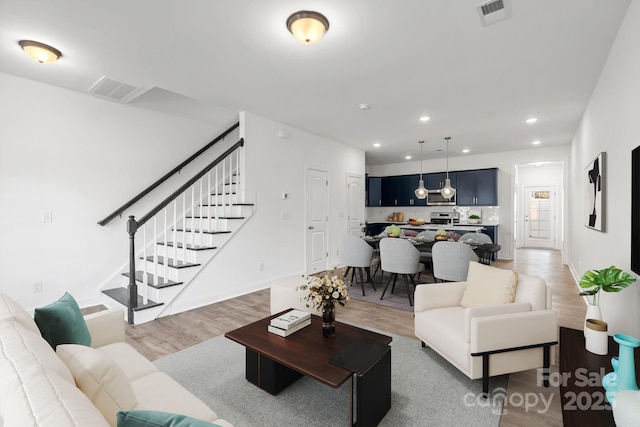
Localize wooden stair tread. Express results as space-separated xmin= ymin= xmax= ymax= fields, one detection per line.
xmin=158 ymin=241 xmax=217 ymax=251
xmin=122 ymin=271 xmax=183 ymax=289
xmin=140 ymin=255 xmax=200 ymax=268
xmin=102 ymin=288 xmax=163 ymax=311
xmin=172 ymin=228 xmax=232 ymax=235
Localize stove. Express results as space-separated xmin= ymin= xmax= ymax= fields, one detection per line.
xmin=429 ymin=211 xmax=460 ymax=225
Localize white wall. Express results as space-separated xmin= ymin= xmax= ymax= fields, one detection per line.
xmin=569 ymin=0 xmax=640 ymax=337
xmin=164 ymin=112 xmax=365 ymax=315
xmin=366 ymin=145 xmax=570 ymax=260
xmin=0 ymin=72 xmax=237 ymax=310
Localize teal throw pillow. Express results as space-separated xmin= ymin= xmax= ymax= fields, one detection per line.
xmin=116 ymin=410 xmax=222 ymax=427
xmin=34 ymin=292 xmax=91 ymax=349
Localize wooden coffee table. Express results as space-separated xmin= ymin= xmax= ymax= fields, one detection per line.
xmin=225 ymin=310 xmax=393 ymax=426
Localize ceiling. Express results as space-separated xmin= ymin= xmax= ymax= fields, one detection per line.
xmin=0 ymin=0 xmax=631 ymax=165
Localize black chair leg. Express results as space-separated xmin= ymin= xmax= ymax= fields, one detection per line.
xmin=356 ymin=267 xmax=366 ymax=296
xmin=365 ymin=267 xmax=377 ymax=291
xmin=390 ymin=274 xmax=398 ymax=294
xmin=380 ymin=273 xmax=396 ymax=300
xmin=343 ymin=267 xmax=352 ymax=283
xmin=403 ymin=274 xmax=413 ymax=306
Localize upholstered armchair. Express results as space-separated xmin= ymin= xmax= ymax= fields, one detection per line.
xmin=414 ymin=261 xmax=558 ymax=395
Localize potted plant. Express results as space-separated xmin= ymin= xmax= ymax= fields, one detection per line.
xmin=468 ymin=214 xmax=481 ymax=224
xmin=579 ymin=266 xmax=636 ymax=331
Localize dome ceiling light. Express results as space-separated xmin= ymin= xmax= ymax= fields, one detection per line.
xmin=286 ymin=11 xmax=329 ymax=44
xmin=19 ymin=40 xmax=61 ymax=64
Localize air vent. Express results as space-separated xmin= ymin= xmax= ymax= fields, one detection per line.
xmin=88 ymin=76 xmax=147 ymax=103
xmin=476 ymin=0 xmax=511 ymax=26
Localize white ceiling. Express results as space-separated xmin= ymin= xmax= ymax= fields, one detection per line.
xmin=0 ymin=0 xmax=631 ymax=165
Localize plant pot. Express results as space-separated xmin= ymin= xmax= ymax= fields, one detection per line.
xmin=584 ymin=303 xmax=602 ymax=336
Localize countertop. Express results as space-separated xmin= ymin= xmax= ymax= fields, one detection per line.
xmin=367 ymin=220 xmax=498 ymax=227
xmin=399 ymin=224 xmax=486 ymax=232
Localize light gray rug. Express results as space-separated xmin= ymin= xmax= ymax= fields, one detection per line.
xmin=154 ymin=330 xmax=507 ymax=427
xmin=347 ymin=271 xmax=435 ymax=312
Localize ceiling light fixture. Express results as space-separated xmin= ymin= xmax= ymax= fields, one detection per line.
xmin=286 ymin=11 xmax=329 ymax=44
xmin=414 ymin=140 xmax=428 ymax=200
xmin=525 ymin=117 xmax=538 ymax=124
xmin=532 ymin=140 xmax=541 ymax=145
xmin=441 ymin=137 xmax=456 ymax=200
xmin=19 ymin=40 xmax=61 ymax=64
xmin=373 ymin=143 xmax=381 ymax=147
xmin=462 ymin=149 xmax=470 ymax=153
xmin=405 ymin=155 xmax=412 ymax=160
xmin=419 ymin=116 xmax=431 ymax=122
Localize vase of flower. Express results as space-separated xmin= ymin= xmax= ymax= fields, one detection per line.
xmin=296 ymin=270 xmax=350 ymax=339
xmin=322 ymin=302 xmax=336 ymax=338
xmin=584 ymin=303 xmax=602 ymax=337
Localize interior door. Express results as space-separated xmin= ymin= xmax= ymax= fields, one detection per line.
xmin=524 ymin=186 xmax=555 ymax=248
xmin=347 ymin=173 xmax=364 ymax=236
xmin=306 ymin=168 xmax=328 ymax=274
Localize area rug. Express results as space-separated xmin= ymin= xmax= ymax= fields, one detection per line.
xmin=347 ymin=271 xmax=435 ymax=312
xmin=154 ymin=330 xmax=507 ymax=426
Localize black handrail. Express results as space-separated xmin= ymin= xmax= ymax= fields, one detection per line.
xmin=135 ymin=139 xmax=244 ymax=228
xmin=98 ymin=121 xmax=239 ymax=226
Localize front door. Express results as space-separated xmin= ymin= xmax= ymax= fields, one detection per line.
xmin=524 ymin=186 xmax=556 ymax=248
xmin=306 ymin=168 xmax=328 ymax=274
xmin=347 ymin=173 xmax=364 ymax=236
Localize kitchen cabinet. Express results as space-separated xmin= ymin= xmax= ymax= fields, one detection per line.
xmin=426 ymin=172 xmax=457 ymax=190
xmin=380 ymin=174 xmax=426 ymax=206
xmin=455 ymin=168 xmax=497 ymax=206
xmin=367 ymin=176 xmax=382 ymax=207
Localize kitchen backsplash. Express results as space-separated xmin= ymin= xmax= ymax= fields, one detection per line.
xmin=367 ymin=206 xmax=500 ymax=224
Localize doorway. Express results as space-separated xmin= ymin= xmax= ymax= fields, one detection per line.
xmin=524 ymin=186 xmax=556 ymax=248
xmin=306 ymin=168 xmax=328 ymax=274
xmin=346 ymin=173 xmax=364 ymax=236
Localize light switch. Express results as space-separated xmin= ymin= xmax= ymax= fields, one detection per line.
xmin=42 ymin=211 xmax=53 ymax=223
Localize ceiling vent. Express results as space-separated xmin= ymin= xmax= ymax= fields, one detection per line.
xmin=88 ymin=76 xmax=147 ymax=103
xmin=476 ymin=0 xmax=511 ymax=26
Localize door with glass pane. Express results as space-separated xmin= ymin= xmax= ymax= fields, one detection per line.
xmin=524 ymin=186 xmax=555 ymax=248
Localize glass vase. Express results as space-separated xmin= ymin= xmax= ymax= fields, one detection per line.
xmin=322 ymin=302 xmax=336 ymax=338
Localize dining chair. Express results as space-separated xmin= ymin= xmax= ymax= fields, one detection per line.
xmin=415 ymin=230 xmax=436 ymax=279
xmin=416 ymin=230 xmax=436 ymax=240
xmin=379 ymin=238 xmax=425 ymax=306
xmin=458 ymin=232 xmax=493 ymax=244
xmin=339 ymin=235 xmax=378 ymax=296
xmin=431 ymin=241 xmax=479 ymax=282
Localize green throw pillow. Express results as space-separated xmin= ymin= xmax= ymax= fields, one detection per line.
xmin=34 ymin=292 xmax=91 ymax=349
xmin=116 ymin=410 xmax=222 ymax=427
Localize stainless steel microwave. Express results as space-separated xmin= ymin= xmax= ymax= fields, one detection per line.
xmin=426 ymin=190 xmax=456 ymax=206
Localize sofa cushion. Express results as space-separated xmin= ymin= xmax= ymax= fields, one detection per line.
xmin=57 ymin=344 xmax=137 ymax=427
xmin=0 ymin=292 xmax=40 ymax=334
xmin=460 ymin=262 xmax=518 ymax=307
xmin=98 ymin=342 xmax=159 ymax=382
xmin=34 ymin=292 xmax=92 ymax=349
xmin=116 ymin=410 xmax=223 ymax=427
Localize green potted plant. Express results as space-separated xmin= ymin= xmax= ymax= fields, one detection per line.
xmin=468 ymin=214 xmax=481 ymax=224
xmin=579 ymin=266 xmax=636 ymax=332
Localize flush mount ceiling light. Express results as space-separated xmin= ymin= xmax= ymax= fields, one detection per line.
xmin=525 ymin=117 xmax=538 ymax=124
xmin=19 ymin=40 xmax=61 ymax=64
xmin=286 ymin=11 xmax=329 ymax=44
xmin=414 ymin=140 xmax=428 ymax=199
xmin=532 ymin=140 xmax=542 ymax=145
xmin=441 ymin=137 xmax=456 ymax=200
xmin=373 ymin=142 xmax=381 ymax=147
xmin=419 ymin=116 xmax=431 ymax=122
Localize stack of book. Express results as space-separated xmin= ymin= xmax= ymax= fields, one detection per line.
xmin=268 ymin=309 xmax=311 ymax=337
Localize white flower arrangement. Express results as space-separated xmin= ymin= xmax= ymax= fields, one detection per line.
xmin=297 ymin=273 xmax=350 ymax=311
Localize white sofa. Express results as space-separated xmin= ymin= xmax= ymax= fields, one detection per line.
xmin=0 ymin=293 xmax=232 ymax=427
xmin=414 ymin=264 xmax=558 ymax=394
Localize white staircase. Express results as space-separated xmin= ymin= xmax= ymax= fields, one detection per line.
xmin=100 ymin=139 xmax=252 ymax=324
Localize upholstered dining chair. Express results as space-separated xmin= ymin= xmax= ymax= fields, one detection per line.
xmin=458 ymin=232 xmax=493 ymax=244
xmin=416 ymin=230 xmax=436 ymax=240
xmin=415 ymin=230 xmax=436 ymax=279
xmin=379 ymin=238 xmax=425 ymax=306
xmin=431 ymin=241 xmax=478 ymax=282
xmin=339 ymin=235 xmax=378 ymax=296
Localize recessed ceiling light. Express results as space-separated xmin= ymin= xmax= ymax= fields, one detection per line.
xmin=373 ymin=143 xmax=381 ymax=147
xmin=405 ymin=155 xmax=412 ymax=160
xmin=358 ymin=103 xmax=370 ymax=110
xmin=531 ymin=140 xmax=541 ymax=145
xmin=525 ymin=117 xmax=538 ymax=124
xmin=419 ymin=116 xmax=431 ymax=122
xmin=462 ymin=149 xmax=470 ymax=153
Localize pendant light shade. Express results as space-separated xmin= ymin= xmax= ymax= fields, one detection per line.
xmin=441 ymin=137 xmax=456 ymax=199
xmin=415 ymin=140 xmax=427 ymax=199
xmin=286 ymin=11 xmax=329 ymax=44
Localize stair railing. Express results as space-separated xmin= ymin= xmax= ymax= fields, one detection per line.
xmin=98 ymin=122 xmax=239 ymax=226
xmin=125 ymin=139 xmax=245 ymax=323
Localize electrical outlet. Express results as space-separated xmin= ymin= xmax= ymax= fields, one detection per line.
xmin=259 ymin=262 xmax=264 ymax=272
xmin=33 ymin=281 xmax=43 ymax=293
xmin=42 ymin=211 xmax=53 ymax=223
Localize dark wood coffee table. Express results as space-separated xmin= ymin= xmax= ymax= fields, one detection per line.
xmin=225 ymin=310 xmax=393 ymax=426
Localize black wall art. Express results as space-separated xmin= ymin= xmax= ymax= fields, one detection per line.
xmin=585 ymin=152 xmax=605 ymax=232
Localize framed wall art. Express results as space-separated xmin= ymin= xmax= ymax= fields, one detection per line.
xmin=584 ymin=152 xmax=605 ymax=232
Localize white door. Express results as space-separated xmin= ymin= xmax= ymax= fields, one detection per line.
xmin=524 ymin=186 xmax=555 ymax=248
xmin=306 ymin=168 xmax=328 ymax=274
xmin=347 ymin=173 xmax=364 ymax=236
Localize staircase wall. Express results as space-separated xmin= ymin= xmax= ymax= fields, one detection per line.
xmin=0 ymin=72 xmax=237 ymax=311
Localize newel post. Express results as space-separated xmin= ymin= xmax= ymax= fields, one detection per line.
xmin=126 ymin=216 xmax=138 ymax=324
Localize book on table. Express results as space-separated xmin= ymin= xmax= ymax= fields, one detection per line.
xmin=268 ymin=318 xmax=311 ymax=337
xmin=269 ymin=309 xmax=311 ymax=330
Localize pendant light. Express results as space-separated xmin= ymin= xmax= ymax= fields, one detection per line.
xmin=414 ymin=140 xmax=427 ymax=199
xmin=440 ymin=137 xmax=456 ymax=199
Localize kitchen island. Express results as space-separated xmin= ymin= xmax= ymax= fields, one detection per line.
xmin=400 ymin=224 xmax=486 ymax=232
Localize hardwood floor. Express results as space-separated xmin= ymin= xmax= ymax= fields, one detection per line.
xmin=114 ymin=248 xmax=583 ymax=427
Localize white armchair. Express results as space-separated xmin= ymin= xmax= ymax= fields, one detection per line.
xmin=414 ymin=262 xmax=558 ymax=395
